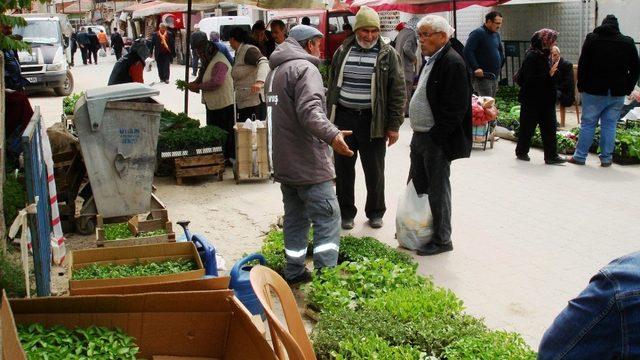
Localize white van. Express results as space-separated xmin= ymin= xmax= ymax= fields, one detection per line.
xmin=197 ymin=16 xmax=252 ymax=55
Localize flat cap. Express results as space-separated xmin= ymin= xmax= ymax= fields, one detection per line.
xmin=288 ymin=25 xmax=323 ymax=42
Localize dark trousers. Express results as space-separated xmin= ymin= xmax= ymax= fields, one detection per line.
xmin=114 ymin=47 xmax=123 ymax=60
xmin=516 ymin=103 xmax=558 ymax=161
xmin=334 ymin=106 xmax=386 ymax=220
xmin=237 ymin=101 xmax=266 ymax=122
xmin=80 ymin=46 xmax=89 ymax=64
xmin=409 ymin=132 xmax=451 ymax=245
xmin=191 ymin=49 xmax=199 ymax=75
xmin=156 ymin=53 xmax=171 ymax=82
xmin=206 ymin=104 xmax=235 ymax=159
xmin=90 ymin=49 xmax=98 ymax=64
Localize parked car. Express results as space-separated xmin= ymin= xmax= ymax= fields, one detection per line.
xmin=13 ymin=13 xmax=74 ymax=96
xmin=269 ymin=7 xmax=355 ymax=61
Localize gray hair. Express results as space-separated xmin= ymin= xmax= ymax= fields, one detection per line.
xmin=417 ymin=15 xmax=455 ymax=37
xmin=298 ymin=35 xmax=322 ymax=49
xmin=552 ymin=45 xmax=560 ymax=54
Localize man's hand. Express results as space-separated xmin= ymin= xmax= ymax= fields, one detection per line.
xmin=251 ymin=81 xmax=264 ymax=94
xmin=385 ymin=130 xmax=399 ymax=147
xmin=331 ymin=131 xmax=354 ymax=157
xmin=474 ymin=68 xmax=484 ymax=78
xmin=549 ymin=61 xmax=559 ymax=77
xmin=187 ymin=82 xmax=200 ymax=93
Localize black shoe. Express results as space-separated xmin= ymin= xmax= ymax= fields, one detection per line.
xmin=341 ymin=218 xmax=354 ymax=230
xmin=545 ymin=156 xmax=566 ymax=165
xmin=286 ymin=269 xmax=312 ymax=286
xmin=516 ymin=154 xmax=530 ymax=161
xmin=368 ymin=218 xmax=383 ymax=229
xmin=416 ymin=242 xmax=453 ymax=256
xmin=567 ymin=157 xmax=585 ymax=165
xmin=601 ymin=161 xmax=612 ymax=168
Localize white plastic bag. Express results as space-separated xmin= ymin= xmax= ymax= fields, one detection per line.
xmin=395 ymin=180 xmax=433 ymax=250
xmin=98 ymin=48 xmax=106 ymax=57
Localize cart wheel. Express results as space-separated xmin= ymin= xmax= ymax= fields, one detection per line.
xmin=76 ymin=217 xmax=96 ymax=235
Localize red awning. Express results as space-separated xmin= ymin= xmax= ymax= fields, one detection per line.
xmin=347 ymin=0 xmax=510 ymax=13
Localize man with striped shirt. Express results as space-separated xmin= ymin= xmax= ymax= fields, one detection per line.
xmin=327 ymin=6 xmax=405 ymax=230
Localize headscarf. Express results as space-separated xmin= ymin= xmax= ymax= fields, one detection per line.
xmin=396 ymin=22 xmax=406 ymax=32
xmin=529 ymin=28 xmax=558 ymax=55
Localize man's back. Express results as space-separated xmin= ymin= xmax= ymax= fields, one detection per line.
xmin=577 ymin=18 xmax=639 ymax=97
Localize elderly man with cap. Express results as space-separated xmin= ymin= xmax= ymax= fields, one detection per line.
xmin=410 ymin=15 xmax=472 ymax=256
xmin=326 ymin=5 xmax=405 ymax=231
xmin=187 ymin=32 xmax=235 ymax=161
xmin=108 ymin=38 xmax=150 ymax=85
xmin=267 ymin=25 xmax=353 ymax=285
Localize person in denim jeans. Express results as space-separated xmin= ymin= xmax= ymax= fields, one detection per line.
xmin=538 ymin=251 xmax=640 ymax=359
xmin=568 ymin=15 xmax=639 ymax=167
xmin=266 ymin=25 xmax=353 ymax=285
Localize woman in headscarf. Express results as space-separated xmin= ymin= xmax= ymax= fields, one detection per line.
xmin=228 ymin=27 xmax=269 ymax=122
xmin=188 ymin=32 xmax=235 ymax=160
xmin=515 ymin=28 xmax=566 ymax=165
xmin=108 ymin=38 xmax=149 ymax=85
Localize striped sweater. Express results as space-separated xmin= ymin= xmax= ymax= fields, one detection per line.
xmin=338 ymin=44 xmax=379 ymax=110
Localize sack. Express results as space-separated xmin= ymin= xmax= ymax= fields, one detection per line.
xmin=98 ymin=48 xmax=106 ymax=57
xmin=395 ymin=180 xmax=433 ymax=250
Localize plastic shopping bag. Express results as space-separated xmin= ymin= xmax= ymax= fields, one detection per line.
xmin=395 ymin=180 xmax=433 ymax=250
xmin=98 ymin=48 xmax=106 ymax=57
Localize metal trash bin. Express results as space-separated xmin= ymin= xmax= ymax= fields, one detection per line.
xmin=74 ymin=83 xmax=163 ymax=218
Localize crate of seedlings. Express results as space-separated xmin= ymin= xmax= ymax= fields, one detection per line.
xmin=68 ymin=242 xmax=205 ymax=294
xmin=96 ymin=210 xmax=175 ymax=248
xmin=157 ymin=124 xmax=227 ymax=159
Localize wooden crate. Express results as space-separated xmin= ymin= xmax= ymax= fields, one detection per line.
xmin=96 ymin=209 xmax=175 ymax=248
xmin=53 ymin=149 xmax=85 ymax=233
xmin=234 ymin=123 xmax=270 ymax=184
xmin=174 ymin=153 xmax=225 ymax=185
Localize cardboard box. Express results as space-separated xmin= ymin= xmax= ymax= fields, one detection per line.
xmin=233 ymin=123 xmax=269 ymax=182
xmin=71 ymin=276 xmax=230 ymax=296
xmin=69 ymin=242 xmax=205 ymax=295
xmin=1 ymin=290 xmax=277 ymax=360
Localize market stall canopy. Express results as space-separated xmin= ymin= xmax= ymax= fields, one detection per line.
xmin=347 ymin=0 xmax=510 ymax=13
xmin=123 ymin=0 xmax=219 ymax=18
xmin=157 ymin=0 xmax=327 ymax=10
xmin=55 ymin=0 xmax=94 ymax=14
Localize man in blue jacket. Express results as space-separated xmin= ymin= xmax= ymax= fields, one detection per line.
xmin=463 ymin=11 xmax=504 ymax=97
xmin=539 ymin=251 xmax=640 ymax=359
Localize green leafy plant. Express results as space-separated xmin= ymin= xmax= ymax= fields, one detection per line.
xmin=103 ymin=223 xmax=133 ymax=240
xmin=158 ymin=126 xmax=227 ymax=153
xmin=18 ymin=324 xmax=139 ymax=359
xmin=442 ymin=330 xmax=536 ymax=360
xmin=332 ymin=335 xmax=427 ymax=360
xmin=139 ymin=229 xmax=168 ymax=237
xmin=73 ymin=259 xmax=198 ymax=280
xmin=339 ymin=235 xmax=414 ymax=266
xmin=62 ymin=92 xmax=83 ymax=115
xmin=0 ymin=13 xmax=30 ymax=52
xmin=615 ymin=128 xmax=640 ymax=160
xmin=175 ymin=79 xmax=188 ymax=91
xmin=260 ymin=229 xmax=287 ymax=274
xmin=160 ymin=109 xmax=200 ymax=133
xmin=311 ymin=293 xmax=487 ymax=359
xmin=305 ymin=258 xmax=425 ymax=312
xmin=0 ymin=249 xmax=26 ymax=297
xmin=3 ymin=171 xmax=26 ymax=227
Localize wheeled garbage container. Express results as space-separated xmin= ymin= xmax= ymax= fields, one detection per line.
xmin=74 ymin=83 xmax=163 ymax=218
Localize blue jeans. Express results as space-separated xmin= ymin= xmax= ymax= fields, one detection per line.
xmin=538 ymin=251 xmax=640 ymax=359
xmin=572 ymin=92 xmax=625 ymax=163
xmin=281 ymin=181 xmax=341 ymax=280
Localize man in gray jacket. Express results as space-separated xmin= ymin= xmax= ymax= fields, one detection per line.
xmin=394 ymin=22 xmax=418 ymax=116
xmin=266 ymin=25 xmax=353 ymax=285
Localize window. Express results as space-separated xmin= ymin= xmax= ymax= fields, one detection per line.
xmin=220 ymin=24 xmax=251 ymax=41
xmin=14 ymin=19 xmax=61 ymax=44
xmin=328 ymin=14 xmax=355 ymax=34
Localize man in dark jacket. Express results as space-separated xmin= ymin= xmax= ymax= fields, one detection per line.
xmin=464 ymin=11 xmax=504 ymax=97
xmin=266 ymin=25 xmax=353 ymax=284
xmin=551 ymin=46 xmax=575 ymax=127
xmin=76 ymin=27 xmax=91 ymax=65
xmin=70 ymin=30 xmax=78 ymax=66
xmin=409 ymin=15 xmax=472 ymax=256
xmin=150 ymin=23 xmax=176 ymax=83
xmin=327 ymin=6 xmax=405 ymax=231
xmin=569 ymin=15 xmax=640 ymax=167
xmin=110 ymin=28 xmax=125 ymax=60
xmin=87 ymin=28 xmax=100 ymax=65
